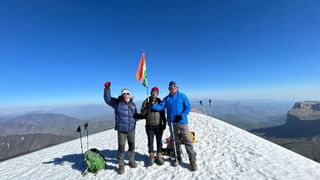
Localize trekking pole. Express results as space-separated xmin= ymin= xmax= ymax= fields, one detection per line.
xmin=209 ymin=99 xmax=212 ymax=116
xmin=77 ymin=126 xmax=84 ymax=169
xmin=77 ymin=126 xmax=84 ymax=155
xmin=199 ymin=100 xmax=208 ymax=115
xmin=169 ymin=121 xmax=179 ymax=166
xmin=84 ymin=122 xmax=89 ymax=151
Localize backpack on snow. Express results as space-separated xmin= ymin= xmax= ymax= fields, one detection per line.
xmin=83 ymin=148 xmax=106 ymax=175
xmin=77 ymin=124 xmax=107 ymax=176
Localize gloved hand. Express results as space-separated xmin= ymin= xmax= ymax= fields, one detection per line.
xmin=134 ymin=113 xmax=143 ymax=120
xmin=104 ymin=81 xmax=111 ymax=89
xmin=174 ymin=115 xmax=182 ymax=123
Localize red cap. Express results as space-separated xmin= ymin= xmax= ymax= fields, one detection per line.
xmin=151 ymin=86 xmax=159 ymax=94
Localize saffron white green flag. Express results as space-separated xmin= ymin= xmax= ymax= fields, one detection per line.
xmin=136 ymin=52 xmax=148 ymax=87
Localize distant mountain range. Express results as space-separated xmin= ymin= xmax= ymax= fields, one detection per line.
xmin=252 ymin=101 xmax=320 ymax=138
xmin=0 ymin=134 xmax=72 ymax=162
xmin=191 ymin=100 xmax=291 ymax=130
xmin=0 ymin=113 xmax=83 ymax=137
xmin=0 ymin=104 xmax=113 ymax=120
xmin=0 ymin=112 xmax=114 ymax=161
xmin=48 ymin=104 xmax=113 ymax=120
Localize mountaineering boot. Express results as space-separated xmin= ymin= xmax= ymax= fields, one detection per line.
xmin=118 ymin=158 xmax=125 ymax=175
xmin=129 ymin=161 xmax=138 ymax=168
xmin=118 ymin=164 xmax=125 ymax=174
xmin=118 ymin=152 xmax=125 ymax=175
xmin=190 ymin=160 xmax=198 ymax=171
xmin=155 ymin=153 xmax=164 ymax=165
xmin=148 ymin=152 xmax=155 ymax=166
xmin=128 ymin=151 xmax=138 ymax=168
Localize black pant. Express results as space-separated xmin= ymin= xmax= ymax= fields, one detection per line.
xmin=117 ymin=129 xmax=135 ymax=165
xmin=145 ymin=127 xmax=164 ymax=154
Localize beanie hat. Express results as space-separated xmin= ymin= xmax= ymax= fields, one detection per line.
xmin=151 ymin=86 xmax=159 ymax=94
xmin=121 ymin=88 xmax=131 ymax=95
xmin=169 ymin=81 xmax=177 ymax=86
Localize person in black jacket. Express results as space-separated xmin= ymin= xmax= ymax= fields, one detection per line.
xmin=141 ymin=86 xmax=166 ymax=166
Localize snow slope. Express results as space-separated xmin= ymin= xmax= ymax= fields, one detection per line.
xmin=1 ymin=112 xmax=320 ymax=180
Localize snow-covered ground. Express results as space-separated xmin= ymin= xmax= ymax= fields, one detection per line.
xmin=1 ymin=112 xmax=320 ymax=180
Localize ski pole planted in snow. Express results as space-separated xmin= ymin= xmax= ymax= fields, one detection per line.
xmin=77 ymin=126 xmax=84 ymax=155
xmin=84 ymin=122 xmax=89 ymax=150
xmin=199 ymin=100 xmax=208 ymax=115
xmin=209 ymin=99 xmax=212 ymax=116
xmin=169 ymin=121 xmax=179 ymax=166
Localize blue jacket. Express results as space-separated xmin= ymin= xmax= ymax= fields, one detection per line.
xmin=104 ymin=88 xmax=137 ymax=132
xmin=152 ymin=91 xmax=191 ymax=125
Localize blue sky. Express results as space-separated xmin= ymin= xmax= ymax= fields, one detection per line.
xmin=0 ymin=0 xmax=320 ymax=107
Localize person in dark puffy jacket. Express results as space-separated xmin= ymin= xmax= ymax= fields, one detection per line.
xmin=103 ymin=81 xmax=142 ymax=175
xmin=141 ymin=86 xmax=166 ymax=166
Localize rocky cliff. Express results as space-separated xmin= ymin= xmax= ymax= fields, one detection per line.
xmin=253 ymin=101 xmax=320 ymax=138
xmin=288 ymin=101 xmax=320 ymax=121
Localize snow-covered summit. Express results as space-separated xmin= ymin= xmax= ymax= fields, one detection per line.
xmin=1 ymin=112 xmax=320 ymax=180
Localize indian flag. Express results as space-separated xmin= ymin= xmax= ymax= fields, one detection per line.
xmin=136 ymin=52 xmax=148 ymax=87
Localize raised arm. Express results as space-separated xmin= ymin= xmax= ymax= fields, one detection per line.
xmin=103 ymin=82 xmax=117 ymax=109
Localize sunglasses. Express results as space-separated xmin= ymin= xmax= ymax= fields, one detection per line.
xmin=168 ymin=85 xmax=177 ymax=90
xmin=122 ymin=93 xmax=130 ymax=95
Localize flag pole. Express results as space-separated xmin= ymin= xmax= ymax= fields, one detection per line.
xmin=146 ymin=86 xmax=149 ymax=96
xmin=143 ymin=49 xmax=149 ymax=98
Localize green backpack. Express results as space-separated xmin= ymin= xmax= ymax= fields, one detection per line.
xmin=83 ymin=148 xmax=106 ymax=174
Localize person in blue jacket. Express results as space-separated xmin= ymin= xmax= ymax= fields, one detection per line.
xmin=103 ymin=81 xmax=142 ymax=174
xmin=152 ymin=81 xmax=198 ymax=171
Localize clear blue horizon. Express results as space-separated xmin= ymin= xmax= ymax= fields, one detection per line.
xmin=1 ymin=0 xmax=320 ymax=107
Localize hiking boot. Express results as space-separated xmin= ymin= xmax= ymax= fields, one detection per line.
xmin=148 ymin=153 xmax=155 ymax=166
xmin=155 ymin=153 xmax=164 ymax=166
xmin=190 ymin=160 xmax=198 ymax=171
xmin=129 ymin=161 xmax=138 ymax=168
xmin=118 ymin=164 xmax=125 ymax=174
